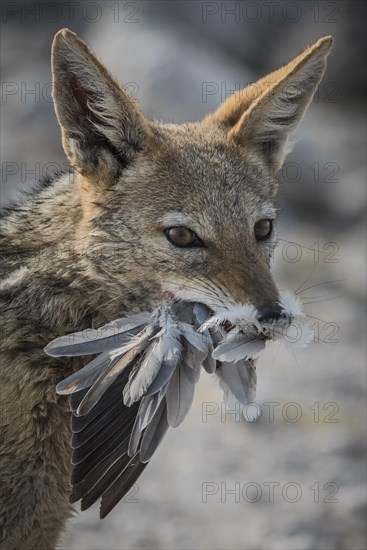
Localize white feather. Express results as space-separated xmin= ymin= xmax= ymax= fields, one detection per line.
xmin=279 ymin=291 xmax=304 ymax=317
xmin=199 ymin=303 xmax=259 ymax=332
xmin=271 ymin=318 xmax=314 ymax=349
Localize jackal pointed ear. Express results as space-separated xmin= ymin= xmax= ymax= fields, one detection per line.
xmin=52 ymin=29 xmax=147 ymax=179
xmin=205 ymin=36 xmax=333 ymax=171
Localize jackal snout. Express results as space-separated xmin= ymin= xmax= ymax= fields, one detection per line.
xmin=257 ymin=304 xmax=286 ymax=323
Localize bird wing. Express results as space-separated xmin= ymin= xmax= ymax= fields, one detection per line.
xmin=68 ymin=360 xmax=166 ymax=518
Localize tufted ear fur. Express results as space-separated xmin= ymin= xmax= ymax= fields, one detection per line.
xmin=52 ymin=29 xmax=148 ymax=181
xmin=205 ymin=36 xmax=333 ymax=171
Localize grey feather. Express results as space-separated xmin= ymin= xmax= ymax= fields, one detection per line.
xmin=166 ymin=362 xmax=195 ymax=428
xmin=122 ymin=354 xmax=147 ymax=407
xmin=193 ymin=303 xmax=212 ymax=325
xmin=79 ymin=450 xmax=133 ymax=511
xmin=76 ymin=327 xmax=155 ymax=416
xmin=178 ymin=321 xmax=209 ymax=353
xmin=212 ymin=332 xmax=265 ymax=362
xmin=140 ymin=399 xmax=169 ymax=463
xmin=181 ymin=340 xmax=202 ymax=384
xmin=126 ymin=336 xmax=167 ymax=404
xmin=126 ymin=328 xmax=183 ymax=403
xmin=56 ymin=352 xmax=111 ymax=395
xmin=128 ymin=385 xmax=168 ymax=458
xmin=77 ymin=352 xmax=139 ymax=416
xmin=144 ymin=332 xmax=182 ymax=395
xmin=217 ymin=361 xmax=257 ymax=406
xmin=45 ymin=313 xmax=150 ymax=356
xmin=203 ymin=348 xmax=216 ymax=373
xmin=201 ymin=330 xmax=216 ymax=373
xmin=182 ymin=361 xmax=200 ymax=385
xmin=127 ymin=409 xmax=143 ymax=458
xmin=138 ymin=388 xmax=167 ymax=431
xmin=99 ymin=457 xmax=147 ymax=518
xmin=144 ymin=358 xmax=178 ymax=396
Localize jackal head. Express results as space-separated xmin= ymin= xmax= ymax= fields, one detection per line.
xmin=52 ymin=30 xmax=332 ymax=323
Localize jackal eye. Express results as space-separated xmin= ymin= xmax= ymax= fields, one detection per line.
xmin=254 ymin=219 xmax=273 ymax=241
xmin=164 ymin=227 xmax=202 ymax=248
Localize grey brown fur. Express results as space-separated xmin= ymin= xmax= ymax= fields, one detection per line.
xmin=0 ymin=29 xmax=332 ymax=549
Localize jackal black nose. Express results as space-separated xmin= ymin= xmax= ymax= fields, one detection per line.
xmin=257 ymin=304 xmax=284 ymax=323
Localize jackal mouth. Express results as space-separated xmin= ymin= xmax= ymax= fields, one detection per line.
xmin=221 ymin=320 xmax=235 ymax=333
xmin=219 ymin=310 xmax=291 ymax=340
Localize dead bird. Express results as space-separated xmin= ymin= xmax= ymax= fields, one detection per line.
xmin=45 ymin=292 xmax=311 ymax=517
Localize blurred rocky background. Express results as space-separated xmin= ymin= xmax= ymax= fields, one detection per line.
xmin=1 ymin=1 xmax=366 ymax=549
